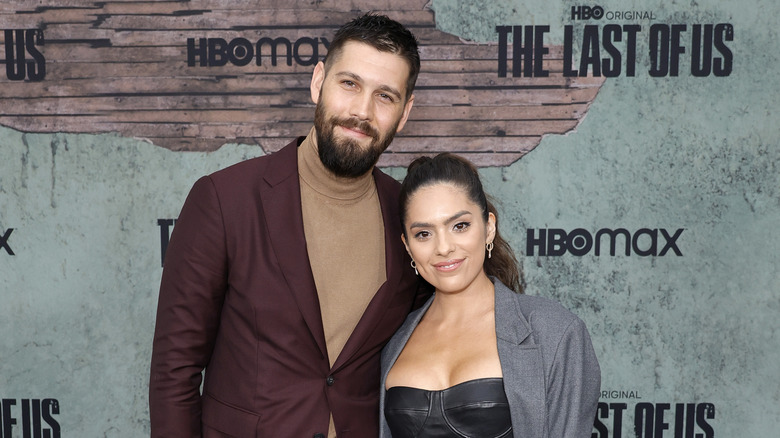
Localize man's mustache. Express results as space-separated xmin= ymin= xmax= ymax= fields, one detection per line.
xmin=333 ymin=117 xmax=379 ymax=140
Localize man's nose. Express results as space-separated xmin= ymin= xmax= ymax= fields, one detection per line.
xmin=350 ymin=92 xmax=373 ymax=121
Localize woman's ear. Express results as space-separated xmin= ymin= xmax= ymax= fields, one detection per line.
xmin=401 ymin=233 xmax=411 ymax=256
xmin=486 ymin=212 xmax=497 ymax=244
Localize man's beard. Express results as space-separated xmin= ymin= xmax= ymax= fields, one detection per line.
xmin=314 ymin=101 xmax=399 ymax=178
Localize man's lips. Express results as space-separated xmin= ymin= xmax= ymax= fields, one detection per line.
xmin=334 ymin=117 xmax=378 ymax=139
xmin=433 ymin=259 xmax=464 ymax=272
xmin=338 ymin=124 xmax=370 ymax=137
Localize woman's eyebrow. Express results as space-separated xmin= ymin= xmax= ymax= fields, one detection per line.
xmin=409 ymin=210 xmax=471 ymax=229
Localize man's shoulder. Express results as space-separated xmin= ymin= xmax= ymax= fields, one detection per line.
xmin=372 ymin=166 xmax=402 ymax=199
xmin=208 ymin=138 xmax=301 ymax=185
xmin=372 ymin=166 xmax=400 ymax=184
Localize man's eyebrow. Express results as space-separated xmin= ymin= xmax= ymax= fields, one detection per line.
xmin=335 ymin=71 xmax=403 ymax=100
xmin=409 ymin=210 xmax=471 ymax=229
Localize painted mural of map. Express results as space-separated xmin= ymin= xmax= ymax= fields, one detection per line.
xmin=0 ymin=0 xmax=604 ymax=166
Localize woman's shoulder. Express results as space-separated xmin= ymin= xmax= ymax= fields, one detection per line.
xmin=493 ymin=279 xmax=585 ymax=334
xmin=494 ymin=278 xmax=571 ymax=311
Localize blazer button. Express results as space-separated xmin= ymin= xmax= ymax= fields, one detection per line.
xmin=326 ymin=375 xmax=335 ymax=386
xmin=313 ymin=434 xmax=325 ymax=438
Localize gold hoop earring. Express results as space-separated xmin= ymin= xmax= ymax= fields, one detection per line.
xmin=486 ymin=242 xmax=494 ymax=259
xmin=410 ymin=260 xmax=418 ymax=275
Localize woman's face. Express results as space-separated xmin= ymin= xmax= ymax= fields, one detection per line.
xmin=402 ymin=183 xmax=496 ymax=295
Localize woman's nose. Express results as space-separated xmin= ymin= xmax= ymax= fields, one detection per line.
xmin=435 ymin=233 xmax=455 ymax=256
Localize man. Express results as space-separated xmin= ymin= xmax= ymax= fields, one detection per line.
xmin=149 ymin=13 xmax=423 ymax=437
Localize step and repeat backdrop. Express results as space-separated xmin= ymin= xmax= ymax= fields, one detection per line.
xmin=1 ymin=0 xmax=777 ymax=436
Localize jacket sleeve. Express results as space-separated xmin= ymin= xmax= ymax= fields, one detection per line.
xmin=149 ymin=176 xmax=229 ymax=438
xmin=546 ymin=316 xmax=601 ymax=438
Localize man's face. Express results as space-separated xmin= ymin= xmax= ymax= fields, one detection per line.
xmin=310 ymin=41 xmax=415 ymax=178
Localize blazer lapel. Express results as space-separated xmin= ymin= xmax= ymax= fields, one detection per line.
xmin=494 ymin=281 xmax=547 ymax=437
xmin=332 ymin=168 xmax=408 ymax=371
xmin=260 ymin=139 xmax=328 ymax=360
xmin=381 ymin=296 xmax=433 ymax=384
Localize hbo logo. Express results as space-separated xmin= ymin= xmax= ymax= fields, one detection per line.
xmin=571 ymin=5 xmax=605 ymax=20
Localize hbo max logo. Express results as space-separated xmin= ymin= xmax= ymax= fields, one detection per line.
xmin=526 ymin=228 xmax=684 ymax=257
xmin=571 ymin=5 xmax=605 ymax=20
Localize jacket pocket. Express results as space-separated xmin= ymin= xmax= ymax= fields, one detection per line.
xmin=202 ymin=393 xmax=261 ymax=437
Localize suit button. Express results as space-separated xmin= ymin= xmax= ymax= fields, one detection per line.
xmin=313 ymin=434 xmax=325 ymax=438
xmin=326 ymin=375 xmax=335 ymax=386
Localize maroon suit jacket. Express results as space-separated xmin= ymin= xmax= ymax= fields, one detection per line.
xmin=149 ymin=137 xmax=421 ymax=437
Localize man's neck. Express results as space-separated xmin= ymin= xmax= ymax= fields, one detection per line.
xmin=298 ymin=127 xmax=375 ymax=201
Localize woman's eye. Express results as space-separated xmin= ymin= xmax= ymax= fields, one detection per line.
xmin=414 ymin=230 xmax=430 ymax=239
xmin=453 ymin=222 xmax=470 ymax=231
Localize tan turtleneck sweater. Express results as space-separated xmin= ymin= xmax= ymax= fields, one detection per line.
xmin=298 ymin=130 xmax=386 ymax=436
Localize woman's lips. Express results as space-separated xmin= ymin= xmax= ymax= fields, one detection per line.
xmin=433 ymin=259 xmax=463 ymax=272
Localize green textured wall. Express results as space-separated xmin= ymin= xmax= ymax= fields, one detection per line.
xmin=430 ymin=1 xmax=780 ymax=435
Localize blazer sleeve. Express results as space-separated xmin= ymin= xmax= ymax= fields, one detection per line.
xmin=149 ymin=176 xmax=229 ymax=438
xmin=545 ymin=316 xmax=601 ymax=438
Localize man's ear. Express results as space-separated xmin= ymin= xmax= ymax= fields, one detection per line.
xmin=395 ymin=94 xmax=415 ymax=133
xmin=310 ymin=61 xmax=326 ymax=104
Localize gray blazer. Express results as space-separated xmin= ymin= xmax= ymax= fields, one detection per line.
xmin=379 ymin=279 xmax=601 ymax=438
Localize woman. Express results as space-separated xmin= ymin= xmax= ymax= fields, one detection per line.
xmin=380 ymin=153 xmax=600 ymax=438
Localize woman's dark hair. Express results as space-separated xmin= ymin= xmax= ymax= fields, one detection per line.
xmin=399 ymin=153 xmax=524 ymax=293
xmin=325 ymin=12 xmax=420 ymax=100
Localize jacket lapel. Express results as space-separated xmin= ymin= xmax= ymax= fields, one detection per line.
xmin=332 ymin=169 xmax=407 ymax=371
xmin=260 ymin=138 xmax=328 ymax=360
xmin=494 ymin=281 xmax=547 ymax=437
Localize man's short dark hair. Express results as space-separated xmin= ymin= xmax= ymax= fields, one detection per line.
xmin=325 ymin=12 xmax=420 ymax=100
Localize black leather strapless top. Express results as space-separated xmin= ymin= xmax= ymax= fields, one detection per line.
xmin=385 ymin=377 xmax=512 ymax=438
